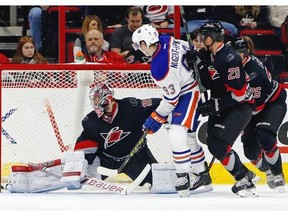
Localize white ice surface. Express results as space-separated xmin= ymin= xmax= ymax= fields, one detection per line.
xmin=0 ymin=185 xmax=287 ymax=215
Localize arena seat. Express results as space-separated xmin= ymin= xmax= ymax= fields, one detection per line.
xmin=239 ymin=29 xmax=283 ymax=52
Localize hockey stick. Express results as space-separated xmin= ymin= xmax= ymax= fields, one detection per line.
xmin=81 ymin=164 xmax=151 ymax=195
xmin=97 ymin=130 xmax=149 ymax=177
xmin=180 ymin=6 xmax=206 ymax=102
xmin=180 ymin=6 xmax=217 ymax=172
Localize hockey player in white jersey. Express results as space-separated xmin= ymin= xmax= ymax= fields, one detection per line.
xmin=132 ymin=24 xmax=213 ymax=197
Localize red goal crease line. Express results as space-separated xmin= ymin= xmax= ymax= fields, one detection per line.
xmin=44 ymin=98 xmax=69 ymax=152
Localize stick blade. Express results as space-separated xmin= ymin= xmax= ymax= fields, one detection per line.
xmin=127 ymin=164 xmax=151 ymax=194
xmin=97 ymin=166 xmax=118 ymax=177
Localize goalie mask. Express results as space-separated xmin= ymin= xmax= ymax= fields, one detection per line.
xmin=132 ymin=24 xmax=159 ymax=56
xmin=89 ymin=84 xmax=114 ymax=118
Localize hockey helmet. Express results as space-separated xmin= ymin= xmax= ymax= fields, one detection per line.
xmin=232 ymin=37 xmax=249 ymax=54
xmin=132 ymin=24 xmax=159 ymax=55
xmin=199 ymin=20 xmax=225 ymax=42
xmin=89 ymin=84 xmax=114 ymax=118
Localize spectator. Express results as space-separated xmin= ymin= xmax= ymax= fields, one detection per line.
xmin=12 ymin=36 xmax=48 ymax=64
xmin=28 ymin=6 xmax=49 ymax=52
xmin=190 ymin=28 xmax=205 ymax=51
xmin=141 ymin=5 xmax=174 ymax=28
xmin=79 ymin=6 xmax=129 ymax=29
xmin=183 ymin=6 xmax=238 ymax=39
xmin=232 ymin=6 xmax=270 ymax=30
xmin=0 ymin=53 xmax=10 ymax=64
xmin=109 ymin=6 xmax=144 ymax=58
xmin=268 ymin=6 xmax=288 ymax=40
xmin=73 ymin=14 xmax=109 ymax=58
xmin=80 ymin=29 xmax=126 ymax=64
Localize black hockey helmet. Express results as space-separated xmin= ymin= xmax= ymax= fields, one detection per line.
xmin=199 ymin=20 xmax=225 ymax=42
xmin=232 ymin=37 xmax=249 ymax=55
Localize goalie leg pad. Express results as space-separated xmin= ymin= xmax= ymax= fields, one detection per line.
xmin=7 ymin=164 xmax=66 ymax=193
xmin=150 ymin=163 xmax=213 ymax=194
xmin=61 ymin=151 xmax=88 ymax=190
xmin=151 ymin=163 xmax=177 ymax=193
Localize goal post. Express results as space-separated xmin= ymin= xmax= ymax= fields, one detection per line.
xmin=0 ymin=64 xmax=173 ymax=184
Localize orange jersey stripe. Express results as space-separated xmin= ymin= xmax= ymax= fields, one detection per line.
xmin=184 ymin=91 xmax=199 ymax=128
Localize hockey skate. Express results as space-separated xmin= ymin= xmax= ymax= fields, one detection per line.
xmin=265 ymin=170 xmax=276 ymax=189
xmin=265 ymin=170 xmax=286 ymax=193
xmin=175 ymin=173 xmax=190 ymax=197
xmin=273 ymin=174 xmax=286 ymax=193
xmin=231 ymin=171 xmax=258 ymax=197
xmin=189 ymin=163 xmax=213 ymax=194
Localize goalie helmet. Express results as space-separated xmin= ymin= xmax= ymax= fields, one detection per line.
xmin=89 ymin=84 xmax=114 ymax=118
xmin=132 ymin=24 xmax=159 ymax=55
xmin=199 ymin=20 xmax=225 ymax=42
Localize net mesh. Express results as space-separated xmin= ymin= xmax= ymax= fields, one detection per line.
xmin=1 ymin=69 xmax=172 ymax=182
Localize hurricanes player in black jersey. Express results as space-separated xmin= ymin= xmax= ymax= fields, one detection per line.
xmin=74 ymin=84 xmax=160 ymax=185
xmin=191 ymin=20 xmax=257 ymax=197
xmin=232 ymin=36 xmax=287 ymax=193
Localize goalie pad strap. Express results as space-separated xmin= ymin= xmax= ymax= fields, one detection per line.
xmin=61 ymin=151 xmax=88 ymax=190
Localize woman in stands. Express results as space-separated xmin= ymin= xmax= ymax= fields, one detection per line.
xmin=12 ymin=36 xmax=48 ymax=64
xmin=74 ymin=15 xmax=109 ymax=54
xmin=231 ymin=6 xmax=270 ymax=30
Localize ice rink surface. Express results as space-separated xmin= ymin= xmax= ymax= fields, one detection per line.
xmin=0 ymin=185 xmax=287 ymax=215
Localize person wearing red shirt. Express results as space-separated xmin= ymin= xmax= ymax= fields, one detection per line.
xmin=83 ymin=29 xmax=126 ymax=64
xmin=0 ymin=53 xmax=10 ymax=64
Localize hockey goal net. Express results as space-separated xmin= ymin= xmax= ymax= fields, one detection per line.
xmin=1 ymin=64 xmax=172 ymax=183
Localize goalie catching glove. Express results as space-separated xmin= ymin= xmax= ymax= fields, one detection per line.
xmin=143 ymin=111 xmax=167 ymax=134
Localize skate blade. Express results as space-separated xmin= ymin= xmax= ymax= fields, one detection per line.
xmin=178 ymin=189 xmax=190 ymax=197
xmin=238 ymin=188 xmax=259 ymax=197
xmin=190 ymin=184 xmax=213 ymax=195
xmin=275 ymin=186 xmax=286 ymax=193
xmin=252 ymin=175 xmax=260 ymax=184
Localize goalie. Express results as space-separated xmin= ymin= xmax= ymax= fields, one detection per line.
xmin=6 ymin=84 xmax=160 ymax=193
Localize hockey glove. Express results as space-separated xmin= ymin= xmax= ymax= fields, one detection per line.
xmin=184 ymin=50 xmax=201 ymax=70
xmin=143 ymin=111 xmax=167 ymax=134
xmin=196 ymin=99 xmax=221 ymax=117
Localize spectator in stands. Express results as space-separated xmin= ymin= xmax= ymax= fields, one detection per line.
xmin=74 ymin=15 xmax=109 ymax=56
xmin=268 ymin=6 xmax=288 ymax=40
xmin=79 ymin=6 xmax=129 ymax=29
xmin=28 ymin=6 xmax=49 ymax=52
xmin=12 ymin=36 xmax=48 ymax=64
xmin=80 ymin=29 xmax=126 ymax=64
xmin=183 ymin=6 xmax=238 ymax=39
xmin=0 ymin=53 xmax=10 ymax=64
xmin=109 ymin=6 xmax=144 ymax=58
xmin=231 ymin=6 xmax=270 ymax=30
xmin=141 ymin=5 xmax=174 ymax=28
xmin=190 ymin=28 xmax=205 ymax=51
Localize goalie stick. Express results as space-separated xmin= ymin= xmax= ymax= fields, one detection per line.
xmin=9 ymin=159 xmax=151 ymax=195
xmin=97 ymin=130 xmax=149 ymax=177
